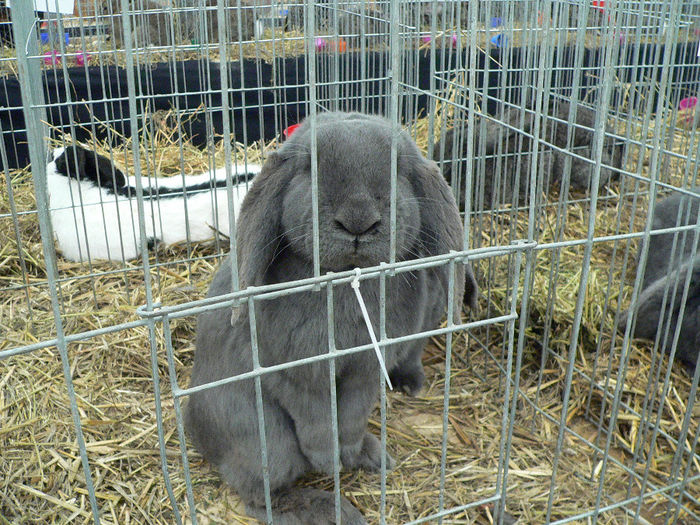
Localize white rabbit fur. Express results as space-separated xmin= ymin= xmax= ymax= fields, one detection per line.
xmin=185 ymin=112 xmax=478 ymax=524
xmin=46 ymin=145 xmax=260 ymax=262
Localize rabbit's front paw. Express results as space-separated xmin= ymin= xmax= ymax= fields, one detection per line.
xmin=389 ymin=365 xmax=425 ymax=396
xmin=341 ymin=433 xmax=395 ymax=473
xmin=306 ymin=451 xmax=338 ymax=477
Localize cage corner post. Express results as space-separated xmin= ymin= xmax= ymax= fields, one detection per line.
xmin=9 ymin=0 xmax=102 ymax=523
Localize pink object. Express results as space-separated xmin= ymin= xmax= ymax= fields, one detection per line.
xmin=679 ymin=97 xmax=698 ymax=111
xmin=315 ymin=37 xmax=327 ymax=49
xmin=451 ymin=33 xmax=458 ymax=47
xmin=75 ymin=52 xmax=91 ymax=66
xmin=421 ymin=35 xmax=432 ymax=44
xmin=43 ymin=51 xmax=61 ymax=66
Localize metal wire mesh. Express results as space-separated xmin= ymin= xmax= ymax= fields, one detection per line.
xmin=1 ymin=0 xmax=699 ymax=524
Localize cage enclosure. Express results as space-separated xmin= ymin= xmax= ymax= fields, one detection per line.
xmin=1 ymin=0 xmax=699 ymax=524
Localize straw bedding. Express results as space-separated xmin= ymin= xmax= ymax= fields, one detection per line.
xmin=1 ymin=106 xmax=699 ymax=525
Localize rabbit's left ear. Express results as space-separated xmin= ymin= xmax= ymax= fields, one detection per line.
xmin=57 ymin=145 xmax=126 ymax=192
xmin=55 ymin=145 xmax=86 ymax=179
xmin=410 ymin=155 xmax=478 ymax=312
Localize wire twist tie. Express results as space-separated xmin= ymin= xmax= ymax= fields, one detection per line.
xmin=351 ymin=268 xmax=393 ymax=390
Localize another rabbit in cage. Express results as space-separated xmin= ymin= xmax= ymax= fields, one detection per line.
xmin=435 ymin=100 xmax=625 ymax=211
xmin=185 ymin=112 xmax=478 ymax=524
xmin=46 ymin=144 xmax=260 ymax=262
xmin=619 ymin=192 xmax=700 ymax=370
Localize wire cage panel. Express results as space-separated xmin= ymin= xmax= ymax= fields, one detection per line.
xmin=1 ymin=0 xmax=699 ymax=524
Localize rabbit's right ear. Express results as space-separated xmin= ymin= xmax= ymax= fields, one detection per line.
xmin=89 ymin=151 xmax=126 ymax=192
xmin=57 ymin=146 xmax=126 ymax=192
xmin=409 ymin=154 xmax=478 ymax=313
xmin=55 ymin=145 xmax=86 ymax=180
xmin=235 ymin=151 xmax=292 ymax=290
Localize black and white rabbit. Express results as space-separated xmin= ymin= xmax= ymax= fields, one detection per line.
xmin=185 ymin=112 xmax=479 ymax=524
xmin=619 ymin=192 xmax=700 ymax=369
xmin=46 ymin=145 xmax=260 ymax=262
xmin=435 ymin=100 xmax=624 ymax=211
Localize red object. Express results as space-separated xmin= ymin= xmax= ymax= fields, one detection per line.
xmin=592 ymin=0 xmax=605 ymax=10
xmin=315 ymin=38 xmax=347 ymax=53
xmin=284 ymin=123 xmax=300 ymax=138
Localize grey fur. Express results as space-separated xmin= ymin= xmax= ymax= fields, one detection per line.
xmin=619 ymin=193 xmax=700 ymax=370
xmin=435 ymin=100 xmax=624 ymax=211
xmin=185 ymin=112 xmax=478 ymax=524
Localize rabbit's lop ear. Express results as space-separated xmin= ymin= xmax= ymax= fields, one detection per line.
xmin=410 ymin=154 xmax=478 ymax=312
xmin=235 ymin=152 xmax=291 ymax=290
xmin=89 ymin=150 xmax=126 ymax=192
xmin=57 ymin=145 xmax=126 ymax=191
xmin=55 ymin=145 xmax=86 ymax=180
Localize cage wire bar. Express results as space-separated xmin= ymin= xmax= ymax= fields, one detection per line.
xmin=1 ymin=0 xmax=700 ymax=524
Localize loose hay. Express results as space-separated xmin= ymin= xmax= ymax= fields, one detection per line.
xmin=1 ymin=109 xmax=699 ymax=525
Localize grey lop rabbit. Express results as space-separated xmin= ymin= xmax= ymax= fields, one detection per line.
xmin=435 ymin=100 xmax=624 ymax=211
xmin=185 ymin=112 xmax=478 ymax=524
xmin=619 ymin=192 xmax=700 ymax=370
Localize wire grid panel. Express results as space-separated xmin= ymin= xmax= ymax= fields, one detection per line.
xmin=1 ymin=0 xmax=699 ymax=524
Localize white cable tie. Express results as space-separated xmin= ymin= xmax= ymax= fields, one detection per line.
xmin=351 ymin=268 xmax=393 ymax=390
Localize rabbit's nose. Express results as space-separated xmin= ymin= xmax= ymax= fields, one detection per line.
xmin=334 ymin=207 xmax=381 ymax=237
